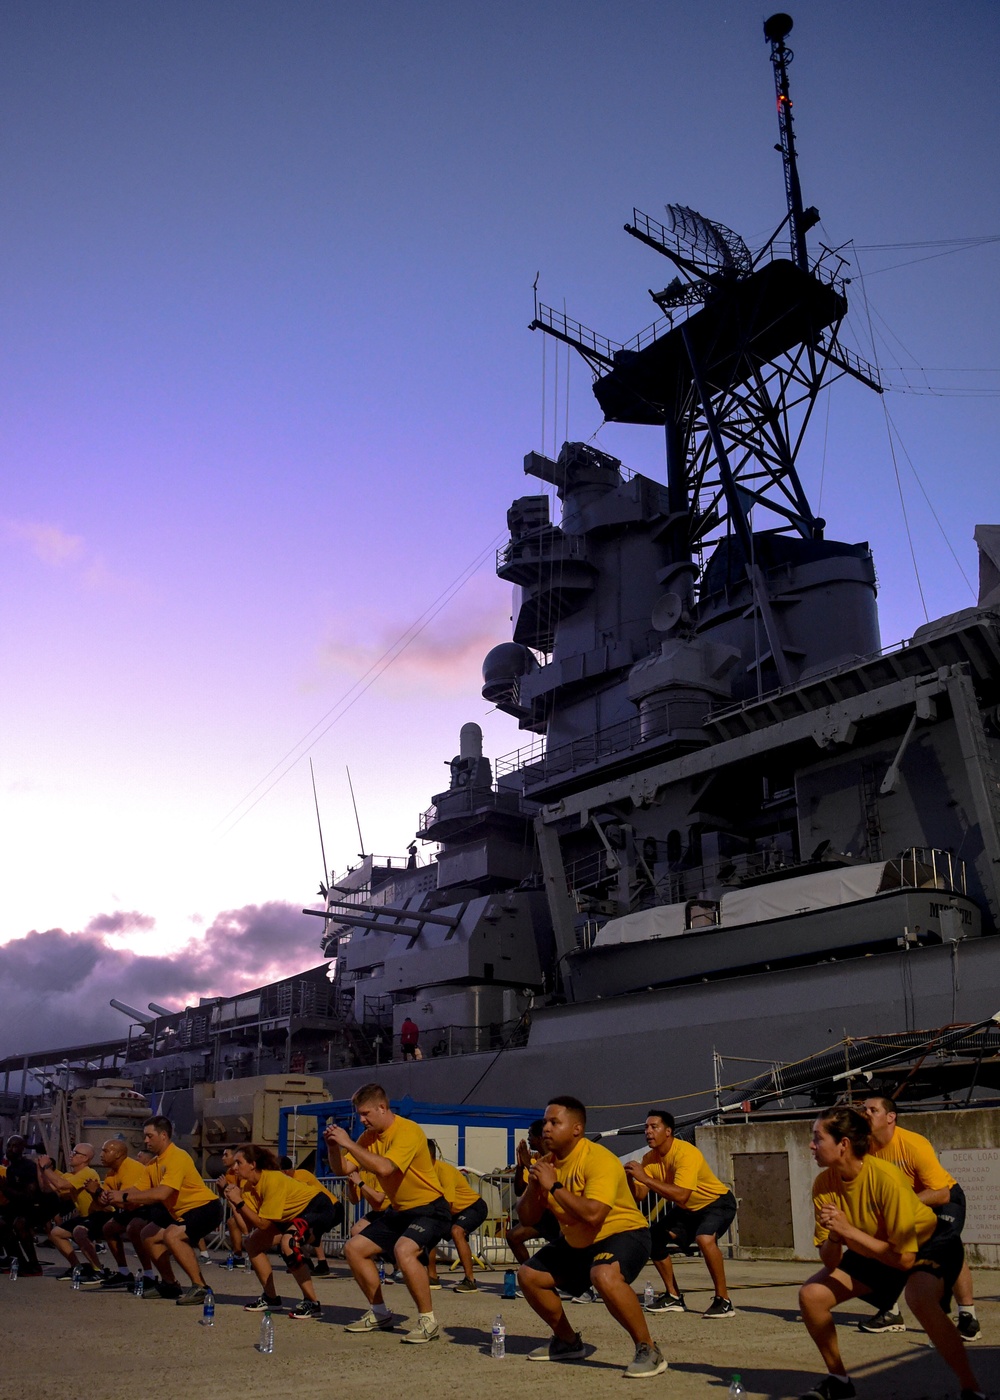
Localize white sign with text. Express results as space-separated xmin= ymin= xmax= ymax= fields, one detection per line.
xmin=941 ymin=1148 xmax=1000 ymax=1243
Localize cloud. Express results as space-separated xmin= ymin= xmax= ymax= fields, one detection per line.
xmin=0 ymin=902 xmax=325 ymax=1058
xmin=3 ymin=519 xmax=85 ymax=567
xmin=317 ymin=579 xmax=510 ymax=697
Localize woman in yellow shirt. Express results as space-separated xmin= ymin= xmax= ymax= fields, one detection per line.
xmin=224 ymin=1144 xmax=340 ymax=1321
xmin=798 ymin=1105 xmax=982 ymax=1400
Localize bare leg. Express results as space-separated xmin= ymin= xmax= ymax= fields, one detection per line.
xmin=395 ymin=1235 xmax=432 ymax=1313
xmin=451 ymin=1224 xmax=476 ymax=1282
xmin=102 ymin=1220 xmax=129 ymax=1270
xmin=47 ymin=1226 xmax=80 ymax=1267
xmin=344 ymin=1231 xmax=387 ymax=1306
xmin=163 ymin=1224 xmax=207 ymax=1286
xmin=72 ymin=1224 xmax=101 ymax=1271
xmin=696 ymin=1232 xmax=730 ymax=1300
xmin=905 ymin=1271 xmax=980 ymax=1393
xmin=130 ymin=1220 xmax=159 ymax=1275
xmin=140 ymin=1225 xmax=177 ymax=1284
xmin=953 ymin=1260 xmax=975 ymax=1309
xmin=591 ymin=1262 xmax=654 ymax=1346
xmin=246 ymin=1225 xmax=280 ymax=1298
xmin=506 ymin=1223 xmax=536 ymax=1265
xmin=518 ymin=1263 xmax=578 ymax=1343
xmin=654 ymin=1255 xmax=679 ymax=1294
xmin=278 ymin=1229 xmax=319 ymax=1302
xmin=799 ymin=1269 xmax=862 ymax=1377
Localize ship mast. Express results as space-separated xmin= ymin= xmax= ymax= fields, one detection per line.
xmin=763 ymin=12 xmax=819 ymax=271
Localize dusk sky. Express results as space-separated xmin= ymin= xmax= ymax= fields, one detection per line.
xmin=1 ymin=2 xmax=997 ymax=1050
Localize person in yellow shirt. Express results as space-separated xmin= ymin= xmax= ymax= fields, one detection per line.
xmin=279 ymin=1154 xmax=344 ymax=1277
xmin=625 ymin=1107 xmax=737 ymax=1319
xmin=222 ymin=1144 xmax=340 ymax=1321
xmin=426 ymin=1141 xmax=489 ymax=1292
xmin=104 ymin=1114 xmax=220 ymax=1305
xmin=325 ymin=1082 xmax=452 ymax=1344
xmin=516 ymin=1095 xmax=665 ymax=1379
xmin=80 ymin=1139 xmax=153 ymax=1290
xmin=860 ymin=1094 xmax=979 ymax=1340
xmin=37 ymin=1143 xmax=102 ymax=1281
xmin=798 ymin=1105 xmax=982 ymax=1400
xmin=214 ymin=1146 xmax=249 ymax=1269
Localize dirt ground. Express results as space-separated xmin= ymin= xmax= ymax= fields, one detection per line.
xmin=4 ymin=1252 xmax=998 ymax=1400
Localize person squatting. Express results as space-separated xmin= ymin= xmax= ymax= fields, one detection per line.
xmin=0 ymin=1092 xmax=989 ymax=1394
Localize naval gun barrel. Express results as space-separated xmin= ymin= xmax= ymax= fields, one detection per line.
xmin=321 ymin=898 xmax=461 ymax=928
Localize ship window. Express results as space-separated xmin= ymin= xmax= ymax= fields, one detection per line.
xmin=685 ymin=900 xmax=719 ymax=930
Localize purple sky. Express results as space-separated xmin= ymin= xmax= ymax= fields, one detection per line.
xmin=1 ymin=2 xmax=998 ymax=1046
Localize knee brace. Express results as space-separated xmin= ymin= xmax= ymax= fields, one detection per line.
xmin=285 ymin=1217 xmax=309 ymax=1272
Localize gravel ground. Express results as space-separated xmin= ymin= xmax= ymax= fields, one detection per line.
xmin=4 ymin=1253 xmax=998 ymax=1399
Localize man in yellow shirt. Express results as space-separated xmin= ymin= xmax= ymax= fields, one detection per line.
xmin=517 ymin=1095 xmax=665 ymax=1379
xmin=325 ymin=1082 xmax=452 ymax=1344
xmin=37 ymin=1143 xmax=102 ymax=1281
xmin=798 ymin=1104 xmax=982 ymax=1400
xmin=83 ymin=1139 xmax=153 ymax=1290
xmin=426 ymin=1141 xmax=489 ymax=1292
xmin=104 ymin=1114 xmax=220 ymax=1305
xmin=625 ymin=1107 xmax=737 ymax=1319
xmin=215 ymin=1146 xmax=249 ymax=1269
xmin=860 ymin=1094 xmax=979 ymax=1340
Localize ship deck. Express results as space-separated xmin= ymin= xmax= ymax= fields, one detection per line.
xmin=9 ymin=1250 xmax=1000 ymax=1398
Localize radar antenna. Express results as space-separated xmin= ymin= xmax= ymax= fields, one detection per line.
xmin=763 ymin=12 xmax=820 ymax=271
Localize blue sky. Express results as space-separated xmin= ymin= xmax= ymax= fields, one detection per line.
xmin=0 ymin=1 xmax=997 ymax=1034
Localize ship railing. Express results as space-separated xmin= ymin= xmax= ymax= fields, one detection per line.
xmin=340 ymin=1016 xmax=530 ymax=1068
xmin=495 ymin=532 xmax=589 ymax=573
xmin=419 ymin=784 xmax=525 ymax=832
xmin=880 ymin=847 xmax=968 ymax=897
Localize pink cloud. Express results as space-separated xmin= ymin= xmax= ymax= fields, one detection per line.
xmin=4 ymin=518 xmax=85 ymax=567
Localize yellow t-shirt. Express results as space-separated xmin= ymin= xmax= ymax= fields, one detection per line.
xmin=434 ymin=1158 xmax=481 ymax=1213
xmin=0 ymin=1163 xmax=7 ymax=1207
xmin=641 ymin=1139 xmax=728 ymax=1213
xmin=248 ymin=1170 xmax=324 ymax=1222
xmin=293 ymin=1168 xmax=338 ymax=1206
xmin=812 ymin=1154 xmax=939 ymax=1252
xmin=150 ymin=1142 xmax=216 ymax=1219
xmin=105 ymin=1158 xmax=152 ymax=1194
xmin=62 ymin=1167 xmax=98 ymax=1218
xmin=871 ymin=1125 xmax=956 ymax=1195
xmin=548 ymin=1139 xmax=649 ymax=1249
xmin=357 ymin=1115 xmax=442 ymax=1212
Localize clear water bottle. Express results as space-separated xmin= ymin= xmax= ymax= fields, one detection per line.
xmin=226 ymin=1253 xmax=234 ymax=1271
xmin=200 ymin=1289 xmax=215 ymax=1326
xmin=643 ymin=1280 xmax=655 ymax=1309
xmin=258 ymin=1309 xmax=275 ymax=1354
xmin=502 ymin=1269 xmax=517 ymax=1299
xmin=728 ymin=1375 xmax=745 ymax=1399
xmin=9 ymin=1258 xmax=18 ymax=1281
xmin=491 ymin=1313 xmax=506 ymax=1359
xmin=133 ymin=1274 xmax=145 ymax=1298
xmin=72 ymin=1266 xmax=82 ymax=1290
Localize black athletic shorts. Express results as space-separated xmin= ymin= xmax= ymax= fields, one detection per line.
xmin=359 ymin=1197 xmax=452 ymax=1259
xmin=291 ymin=1193 xmax=342 ymax=1241
xmin=842 ymin=1210 xmax=965 ymax=1313
xmin=935 ymin=1183 xmax=966 ymax=1237
xmin=57 ymin=1211 xmax=114 ymax=1241
xmin=524 ymin=1227 xmax=651 ymax=1298
xmin=651 ymin=1190 xmax=737 ymax=1258
xmin=177 ymin=1199 xmax=222 ymax=1243
xmin=132 ymin=1203 xmax=175 ymax=1230
xmin=451 ymin=1197 xmax=489 ymax=1236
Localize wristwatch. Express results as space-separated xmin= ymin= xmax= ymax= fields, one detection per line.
xmin=122 ymin=1192 xmax=129 ymax=1205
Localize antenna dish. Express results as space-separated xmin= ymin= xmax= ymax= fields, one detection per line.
xmin=763 ymin=13 xmax=793 ymax=43
xmin=651 ymin=592 xmax=684 ymax=634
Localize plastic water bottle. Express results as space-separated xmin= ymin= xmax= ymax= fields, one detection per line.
xmin=728 ymin=1375 xmax=745 ymax=1399
xmin=377 ymin=1258 xmax=385 ymax=1285
xmin=643 ymin=1280 xmax=655 ymax=1309
xmin=258 ymin=1310 xmax=275 ymax=1354
xmin=491 ymin=1313 xmax=506 ymax=1359
xmin=226 ymin=1253 xmax=234 ymax=1271
xmin=502 ymin=1269 xmax=517 ymax=1299
xmin=200 ymin=1289 xmax=215 ymax=1326
xmin=133 ymin=1274 xmax=145 ymax=1298
xmin=9 ymin=1258 xmax=18 ymax=1281
xmin=72 ymin=1266 xmax=82 ymax=1290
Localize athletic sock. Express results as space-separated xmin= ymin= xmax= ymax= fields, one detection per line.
xmin=959 ymin=1305 xmax=977 ymax=1318
xmin=373 ymin=1303 xmax=391 ymax=1318
xmin=831 ymin=1376 xmax=850 ymax=1385
xmin=143 ymin=1270 xmax=156 ymax=1280
xmin=118 ymin=1267 xmax=130 ymax=1276
xmin=419 ymin=1311 xmax=436 ymax=1326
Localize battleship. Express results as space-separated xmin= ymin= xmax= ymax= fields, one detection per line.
xmin=4 ymin=15 xmax=1000 ymax=1156
xmin=300 ymin=13 xmax=1000 ymax=1132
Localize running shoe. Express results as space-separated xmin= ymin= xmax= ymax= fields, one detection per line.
xmin=428 ymin=1278 xmax=442 ymax=1289
xmin=527 ymin=1332 xmax=587 ymax=1362
xmin=244 ymin=1294 xmax=282 ymax=1311
xmin=100 ymin=1272 xmax=134 ymax=1291
xmin=645 ymin=1291 xmax=686 ymax=1313
xmin=400 ymin=1316 xmax=440 ymax=1344
xmin=175 ymin=1285 xmax=210 ymax=1305
xmin=80 ymin=1268 xmax=113 ymax=1287
xmin=624 ymin=1343 xmax=668 ymax=1379
xmin=311 ymin=1260 xmax=330 ymax=1277
xmin=858 ymin=1308 xmax=904 ymax=1333
xmin=152 ymin=1279 xmax=183 ymax=1299
xmin=958 ymin=1312 xmax=982 ymax=1341
xmin=453 ymin=1277 xmax=479 ymax=1292
xmin=345 ymin=1308 xmax=395 ymax=1332
xmin=289 ymin=1298 xmax=322 ymax=1321
xmin=799 ymin=1379 xmax=856 ymax=1400
xmin=702 ymin=1296 xmax=736 ymax=1319
xmin=569 ymin=1286 xmax=599 ymax=1304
